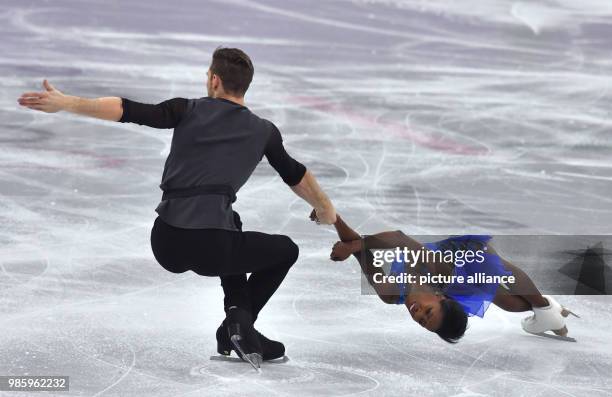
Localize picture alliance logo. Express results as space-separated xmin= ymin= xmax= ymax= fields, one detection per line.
xmin=371 ymin=246 xmax=488 ymax=268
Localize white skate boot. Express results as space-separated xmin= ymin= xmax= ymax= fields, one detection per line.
xmin=521 ymin=295 xmax=579 ymax=342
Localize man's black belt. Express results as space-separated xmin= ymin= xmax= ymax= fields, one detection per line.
xmin=160 ymin=184 xmax=236 ymax=203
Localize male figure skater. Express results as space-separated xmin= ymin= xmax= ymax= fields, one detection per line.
xmin=18 ymin=47 xmax=337 ymax=369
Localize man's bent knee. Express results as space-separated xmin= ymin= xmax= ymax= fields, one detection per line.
xmin=279 ymin=235 xmax=299 ymax=265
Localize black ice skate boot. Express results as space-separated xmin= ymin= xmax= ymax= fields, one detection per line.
xmin=220 ymin=307 xmax=263 ymax=370
xmin=217 ymin=321 xmax=285 ymax=361
xmin=253 ymin=329 xmax=285 ymax=361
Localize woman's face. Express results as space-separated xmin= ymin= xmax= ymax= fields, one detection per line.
xmin=406 ymin=293 xmax=445 ymax=332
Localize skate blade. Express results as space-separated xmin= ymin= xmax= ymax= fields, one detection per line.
xmin=210 ymin=355 xmax=243 ymax=363
xmin=530 ymin=331 xmax=577 ymax=342
xmin=230 ymin=335 xmax=262 ymax=372
xmin=268 ymin=355 xmax=290 ymax=364
xmin=210 ymin=355 xmax=290 ymax=364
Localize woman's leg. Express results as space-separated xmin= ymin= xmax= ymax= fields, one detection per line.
xmin=487 ymin=245 xmax=549 ymax=310
xmin=500 ymin=259 xmax=549 ymax=308
xmin=492 ymin=286 xmax=532 ymax=312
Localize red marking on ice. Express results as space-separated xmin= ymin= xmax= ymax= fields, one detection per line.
xmin=288 ymin=96 xmax=487 ymax=155
xmin=3 ymin=146 xmax=127 ymax=171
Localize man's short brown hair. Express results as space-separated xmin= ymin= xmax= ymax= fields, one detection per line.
xmin=210 ymin=47 xmax=254 ymax=97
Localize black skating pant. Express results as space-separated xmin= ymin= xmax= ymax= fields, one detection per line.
xmin=150 ymin=213 xmax=299 ymax=321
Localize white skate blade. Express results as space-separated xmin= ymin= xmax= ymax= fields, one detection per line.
xmin=210 ymin=355 xmax=290 ymax=364
xmin=210 ymin=355 xmax=243 ymax=363
xmin=530 ymin=332 xmax=577 ymax=342
xmin=268 ymin=355 xmax=290 ymax=364
xmin=230 ymin=335 xmax=262 ymax=373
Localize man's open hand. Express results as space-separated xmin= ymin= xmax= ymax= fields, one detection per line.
xmin=18 ymin=79 xmax=67 ymax=113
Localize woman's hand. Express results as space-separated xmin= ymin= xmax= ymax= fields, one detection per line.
xmin=18 ymin=79 xmax=67 ymax=113
xmin=330 ymin=241 xmax=356 ymax=261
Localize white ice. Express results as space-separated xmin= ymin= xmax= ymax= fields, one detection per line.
xmin=1 ymin=0 xmax=611 ymax=396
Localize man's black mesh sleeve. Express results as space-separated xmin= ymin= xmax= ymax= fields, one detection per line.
xmin=264 ymin=125 xmax=307 ymax=186
xmin=119 ymin=97 xmax=188 ymax=129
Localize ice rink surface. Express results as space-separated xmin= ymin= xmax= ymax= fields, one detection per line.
xmin=1 ymin=0 xmax=612 ymax=395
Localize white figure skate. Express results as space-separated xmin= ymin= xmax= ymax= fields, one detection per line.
xmin=521 ymin=295 xmax=580 ymax=342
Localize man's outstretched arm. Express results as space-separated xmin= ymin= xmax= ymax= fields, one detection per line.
xmin=18 ymin=79 xmax=187 ymax=128
xmin=291 ymin=170 xmax=336 ymax=224
xmin=18 ymin=79 xmax=123 ymax=121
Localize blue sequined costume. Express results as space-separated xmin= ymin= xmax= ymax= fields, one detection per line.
xmin=389 ymin=235 xmax=512 ymax=317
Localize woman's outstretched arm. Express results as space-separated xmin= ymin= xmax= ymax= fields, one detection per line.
xmin=313 ymin=212 xmax=401 ymax=303
xmin=332 ymin=213 xmax=361 ymax=241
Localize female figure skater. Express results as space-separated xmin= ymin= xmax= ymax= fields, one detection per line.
xmin=312 ymin=211 xmax=578 ymax=343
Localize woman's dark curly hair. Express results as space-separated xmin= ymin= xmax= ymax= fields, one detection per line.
xmin=436 ymin=297 xmax=468 ymax=343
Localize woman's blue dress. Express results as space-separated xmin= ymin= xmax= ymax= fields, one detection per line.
xmin=389 ymin=235 xmax=512 ymax=317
